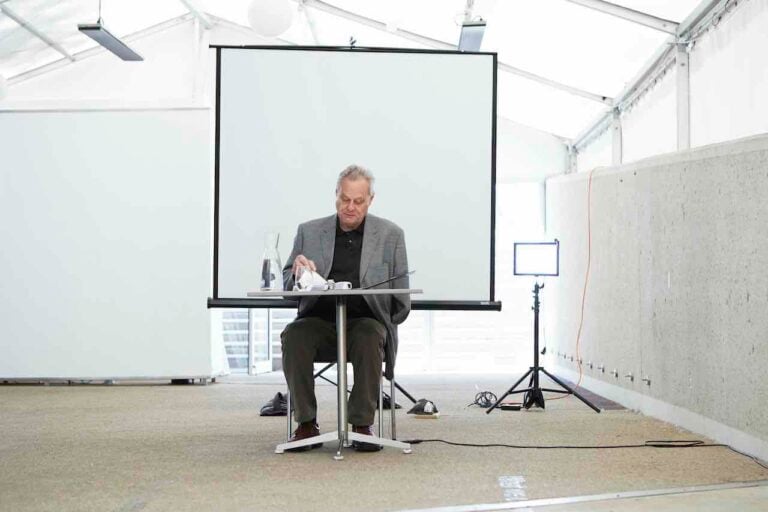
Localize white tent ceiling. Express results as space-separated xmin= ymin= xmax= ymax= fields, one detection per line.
xmin=0 ymin=0 xmax=709 ymax=139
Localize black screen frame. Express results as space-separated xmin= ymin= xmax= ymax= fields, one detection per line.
xmin=208 ymin=45 xmax=500 ymax=312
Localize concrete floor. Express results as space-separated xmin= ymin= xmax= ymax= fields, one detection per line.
xmin=401 ymin=481 xmax=768 ymax=511
xmin=1 ymin=373 xmax=767 ymax=511
xmin=528 ymin=483 xmax=768 ymax=512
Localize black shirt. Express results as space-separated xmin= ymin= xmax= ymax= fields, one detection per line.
xmin=298 ymin=217 xmax=376 ymax=322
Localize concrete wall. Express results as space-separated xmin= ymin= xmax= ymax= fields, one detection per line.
xmin=545 ymin=133 xmax=768 ymax=460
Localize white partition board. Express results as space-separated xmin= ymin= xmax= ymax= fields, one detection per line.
xmin=0 ymin=109 xmax=216 ymax=379
xmin=215 ymin=47 xmax=496 ymax=305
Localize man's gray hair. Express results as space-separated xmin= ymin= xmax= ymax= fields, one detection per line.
xmin=336 ymin=164 xmax=375 ymax=196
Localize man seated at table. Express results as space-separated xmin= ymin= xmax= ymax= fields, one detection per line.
xmin=281 ymin=164 xmax=411 ymax=452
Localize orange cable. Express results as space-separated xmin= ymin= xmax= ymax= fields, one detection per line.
xmin=547 ymin=167 xmax=596 ymax=400
xmin=574 ymin=167 xmax=596 ymax=388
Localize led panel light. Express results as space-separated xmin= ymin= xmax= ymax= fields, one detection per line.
xmin=513 ymin=241 xmax=560 ymax=276
xmin=78 ymin=22 xmax=143 ymax=61
xmin=458 ymin=21 xmax=486 ymax=52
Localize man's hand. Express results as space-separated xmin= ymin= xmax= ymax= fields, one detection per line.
xmin=292 ymin=254 xmax=317 ymax=275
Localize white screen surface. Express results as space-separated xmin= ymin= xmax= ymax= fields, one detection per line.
xmin=216 ymin=47 xmax=495 ymax=304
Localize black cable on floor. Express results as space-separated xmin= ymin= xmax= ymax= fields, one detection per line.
xmin=722 ymin=445 xmax=768 ymax=471
xmin=466 ymin=391 xmax=497 ymax=408
xmin=401 ymin=438 xmax=768 ymax=471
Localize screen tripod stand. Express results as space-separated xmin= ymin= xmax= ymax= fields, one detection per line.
xmin=487 ymin=282 xmax=600 ymax=414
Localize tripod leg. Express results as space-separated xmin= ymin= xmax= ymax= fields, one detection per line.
xmin=523 ymin=387 xmax=546 ymax=409
xmin=486 ymin=368 xmax=534 ymax=414
xmin=393 ymin=379 xmax=418 ymax=404
xmin=540 ymin=368 xmax=601 ymax=413
xmin=519 ymin=371 xmax=540 ymax=410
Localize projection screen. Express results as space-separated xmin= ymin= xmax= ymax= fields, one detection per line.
xmin=211 ymin=46 xmax=498 ymax=309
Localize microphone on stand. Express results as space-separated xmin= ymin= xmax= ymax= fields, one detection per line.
xmin=362 ymin=270 xmax=415 ymax=290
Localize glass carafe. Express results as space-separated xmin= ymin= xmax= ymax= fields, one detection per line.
xmin=260 ymin=232 xmax=283 ymax=291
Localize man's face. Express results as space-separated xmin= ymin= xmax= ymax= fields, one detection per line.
xmin=335 ymin=178 xmax=373 ymax=231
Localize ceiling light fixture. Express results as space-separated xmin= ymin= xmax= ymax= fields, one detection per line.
xmin=247 ymin=0 xmax=294 ymax=38
xmin=458 ymin=20 xmax=486 ymax=52
xmin=78 ymin=0 xmax=143 ymax=61
xmin=458 ymin=0 xmax=485 ymax=52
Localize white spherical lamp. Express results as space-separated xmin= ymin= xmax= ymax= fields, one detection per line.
xmin=248 ymin=0 xmax=294 ymax=38
xmin=0 ymin=74 xmax=8 ymax=101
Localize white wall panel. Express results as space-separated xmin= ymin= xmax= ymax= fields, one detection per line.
xmin=496 ymin=117 xmax=567 ymax=183
xmin=690 ymin=0 xmax=768 ymax=147
xmin=622 ymin=71 xmax=676 ymax=162
xmin=577 ymin=129 xmax=612 ymax=173
xmin=577 ymin=1 xmax=768 ymax=169
xmin=0 ymin=109 xmax=218 ymax=379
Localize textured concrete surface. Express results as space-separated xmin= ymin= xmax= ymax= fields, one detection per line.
xmin=1 ymin=374 xmax=767 ymax=512
xmin=546 ymin=133 xmax=768 ymax=445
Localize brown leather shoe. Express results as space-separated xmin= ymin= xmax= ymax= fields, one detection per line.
xmin=351 ymin=425 xmax=383 ymax=452
xmin=285 ymin=421 xmax=322 ymax=452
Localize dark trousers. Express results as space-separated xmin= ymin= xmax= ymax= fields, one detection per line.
xmin=281 ymin=316 xmax=386 ymax=426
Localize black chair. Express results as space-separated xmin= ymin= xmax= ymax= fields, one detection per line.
xmin=285 ymin=345 xmax=399 ymax=441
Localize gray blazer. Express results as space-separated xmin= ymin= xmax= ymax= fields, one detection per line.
xmin=282 ymin=214 xmax=411 ymax=379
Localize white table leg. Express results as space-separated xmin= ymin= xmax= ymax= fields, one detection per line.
xmin=276 ymin=294 xmax=411 ymax=457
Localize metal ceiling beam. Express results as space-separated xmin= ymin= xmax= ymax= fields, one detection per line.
xmin=298 ymin=0 xmax=612 ymax=105
xmin=178 ymin=0 xmax=213 ymax=30
xmin=572 ymin=0 xmax=734 ymax=156
xmin=677 ymin=0 xmax=730 ymax=39
xmin=301 ymin=0 xmax=455 ymax=49
xmin=572 ymin=40 xmax=674 ymax=150
xmin=7 ymin=14 xmax=196 ymax=86
xmin=300 ymin=2 xmax=321 ymax=45
xmin=614 ymin=39 xmax=675 ymax=111
xmin=675 ymin=43 xmax=690 ymax=150
xmin=563 ymin=0 xmax=679 ymax=34
xmin=0 ymin=4 xmax=75 ymax=62
xmin=572 ymin=109 xmax=612 ymax=151
xmin=611 ymin=107 xmax=622 ymax=164
xmin=204 ymin=14 xmax=294 ymax=45
xmin=498 ymin=62 xmax=610 ymax=105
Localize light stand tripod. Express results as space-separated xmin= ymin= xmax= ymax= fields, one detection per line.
xmin=487 ymin=282 xmax=600 ymax=413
